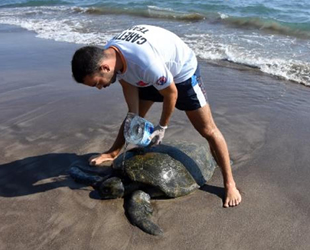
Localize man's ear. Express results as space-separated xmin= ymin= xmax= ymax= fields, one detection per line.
xmin=99 ymin=64 xmax=110 ymax=73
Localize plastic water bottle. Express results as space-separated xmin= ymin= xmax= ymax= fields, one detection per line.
xmin=124 ymin=114 xmax=154 ymax=147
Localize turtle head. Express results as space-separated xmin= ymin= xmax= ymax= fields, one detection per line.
xmin=98 ymin=177 xmax=124 ymax=199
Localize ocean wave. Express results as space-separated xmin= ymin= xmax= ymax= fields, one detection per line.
xmin=74 ymin=6 xmax=310 ymax=38
xmin=0 ymin=4 xmax=309 ymax=86
xmin=2 ymin=3 xmax=309 ymax=38
xmin=0 ymin=0 xmax=70 ymax=8
xmin=219 ymin=16 xmax=310 ymax=39
xmin=73 ymin=6 xmax=205 ymax=22
xmin=184 ymin=34 xmax=310 ymax=86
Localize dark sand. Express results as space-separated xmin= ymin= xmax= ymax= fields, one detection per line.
xmin=1 ymin=25 xmax=310 ymax=250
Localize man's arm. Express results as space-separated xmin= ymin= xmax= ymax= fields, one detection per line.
xmin=119 ymin=79 xmax=139 ymax=114
xmin=148 ymin=82 xmax=178 ymax=145
xmin=158 ymin=81 xmax=178 ymax=127
xmin=106 ymin=79 xmax=140 ymax=152
xmin=89 ymin=80 xmax=139 ymax=166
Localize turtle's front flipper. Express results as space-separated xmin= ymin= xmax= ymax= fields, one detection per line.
xmin=69 ymin=166 xmax=104 ymax=186
xmin=126 ymin=190 xmax=163 ymax=236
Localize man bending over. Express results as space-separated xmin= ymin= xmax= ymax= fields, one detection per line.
xmin=71 ymin=25 xmax=242 ymax=207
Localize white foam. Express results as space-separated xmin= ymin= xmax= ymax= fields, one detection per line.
xmin=0 ymin=6 xmax=112 ymax=45
xmin=147 ymin=5 xmax=174 ymax=12
xmin=218 ymin=12 xmax=229 ymax=19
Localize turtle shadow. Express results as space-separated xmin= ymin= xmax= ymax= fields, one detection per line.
xmin=0 ymin=152 xmax=98 ymax=198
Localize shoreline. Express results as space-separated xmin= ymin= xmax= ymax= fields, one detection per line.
xmin=1 ymin=24 xmax=310 ymax=250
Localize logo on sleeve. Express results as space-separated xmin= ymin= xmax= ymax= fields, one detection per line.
xmin=137 ymin=81 xmax=148 ymax=86
xmin=156 ymin=76 xmax=167 ymax=86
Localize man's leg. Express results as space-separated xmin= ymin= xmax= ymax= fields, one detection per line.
xmin=185 ymin=104 xmax=242 ymax=207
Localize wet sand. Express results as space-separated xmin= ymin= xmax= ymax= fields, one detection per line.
xmin=1 ymin=24 xmax=310 ymax=250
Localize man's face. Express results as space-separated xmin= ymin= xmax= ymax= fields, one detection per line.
xmin=83 ymin=71 xmax=117 ymax=90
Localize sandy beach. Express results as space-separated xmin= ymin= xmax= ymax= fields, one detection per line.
xmin=1 ymin=24 xmax=310 ymax=250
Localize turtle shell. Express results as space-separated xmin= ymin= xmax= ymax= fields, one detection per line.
xmin=113 ymin=142 xmax=217 ymax=197
xmin=124 ymin=152 xmax=199 ymax=197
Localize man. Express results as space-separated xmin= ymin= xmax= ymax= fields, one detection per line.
xmin=71 ymin=25 xmax=241 ymax=207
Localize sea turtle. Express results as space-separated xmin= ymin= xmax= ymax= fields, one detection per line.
xmin=69 ymin=142 xmax=217 ymax=236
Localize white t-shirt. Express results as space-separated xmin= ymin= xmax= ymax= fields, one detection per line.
xmin=104 ymin=25 xmax=197 ymax=90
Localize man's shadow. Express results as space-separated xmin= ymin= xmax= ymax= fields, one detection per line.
xmin=0 ymin=153 xmax=97 ymax=198
xmin=0 ymin=153 xmax=225 ymax=202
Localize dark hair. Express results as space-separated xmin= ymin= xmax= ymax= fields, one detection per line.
xmin=71 ymin=46 xmax=103 ymax=83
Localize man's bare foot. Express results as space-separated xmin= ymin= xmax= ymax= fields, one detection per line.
xmin=89 ymin=153 xmax=115 ymax=167
xmin=224 ymin=186 xmax=242 ymax=208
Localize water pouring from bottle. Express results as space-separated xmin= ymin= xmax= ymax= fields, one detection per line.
xmin=124 ymin=114 xmax=154 ymax=147
xmin=122 ymin=113 xmax=154 ymax=167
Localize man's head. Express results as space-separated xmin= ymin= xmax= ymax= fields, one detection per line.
xmin=71 ymin=46 xmax=118 ymax=89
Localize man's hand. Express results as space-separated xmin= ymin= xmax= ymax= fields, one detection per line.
xmin=89 ymin=153 xmax=116 ymax=167
xmin=149 ymin=124 xmax=167 ymax=146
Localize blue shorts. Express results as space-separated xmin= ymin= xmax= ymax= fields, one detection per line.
xmin=139 ymin=66 xmax=208 ymax=111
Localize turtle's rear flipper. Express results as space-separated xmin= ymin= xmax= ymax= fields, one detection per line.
xmin=126 ymin=190 xmax=163 ymax=236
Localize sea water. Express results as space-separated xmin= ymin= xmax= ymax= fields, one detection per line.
xmin=1 ymin=0 xmax=309 ymax=86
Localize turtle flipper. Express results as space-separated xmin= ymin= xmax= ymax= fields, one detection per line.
xmin=127 ymin=190 xmax=163 ymax=236
xmin=69 ymin=166 xmax=104 ymax=186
